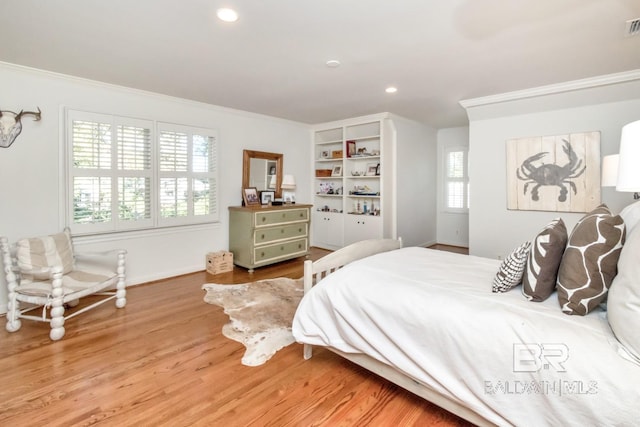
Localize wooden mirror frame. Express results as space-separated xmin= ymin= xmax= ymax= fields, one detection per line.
xmin=242 ymin=150 xmax=283 ymax=199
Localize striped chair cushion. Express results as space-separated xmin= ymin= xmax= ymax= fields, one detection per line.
xmin=16 ymin=229 xmax=74 ymax=280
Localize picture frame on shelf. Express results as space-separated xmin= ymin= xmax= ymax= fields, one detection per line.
xmin=242 ymin=187 xmax=260 ymax=206
xmin=375 ymin=163 xmax=380 ymax=176
xmin=260 ymin=190 xmax=275 ymax=205
xmin=331 ymin=165 xmax=342 ymax=177
xmin=366 ymin=163 xmax=378 ymax=176
xmin=268 ymin=165 xmax=276 ymax=175
xmin=346 ymin=140 xmax=356 ymax=158
xmin=320 ymin=150 xmax=330 ymax=159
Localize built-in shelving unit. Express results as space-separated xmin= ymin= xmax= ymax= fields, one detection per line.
xmin=312 ymin=117 xmax=388 ymax=250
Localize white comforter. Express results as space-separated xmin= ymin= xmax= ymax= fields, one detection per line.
xmin=292 ymin=247 xmax=640 ymax=426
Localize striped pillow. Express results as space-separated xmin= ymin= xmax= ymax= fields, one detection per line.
xmin=493 ymin=241 xmax=531 ymax=293
xmin=522 ymin=218 xmax=568 ymax=302
xmin=16 ymin=229 xmax=74 ymax=280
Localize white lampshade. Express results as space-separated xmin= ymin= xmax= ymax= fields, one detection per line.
xmin=617 ymin=120 xmax=640 ymax=193
xmin=601 ymin=154 xmax=619 ymax=187
xmin=281 ymin=174 xmax=296 ymax=190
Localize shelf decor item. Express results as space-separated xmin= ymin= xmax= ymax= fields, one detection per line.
xmin=331 ymin=165 xmax=342 ymax=177
xmin=315 ymin=169 xmax=332 ymax=177
xmin=346 ymin=140 xmax=356 ymax=157
xmin=331 ymin=149 xmax=343 ymax=159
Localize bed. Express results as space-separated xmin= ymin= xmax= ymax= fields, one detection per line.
xmin=292 ymin=204 xmax=640 ymax=426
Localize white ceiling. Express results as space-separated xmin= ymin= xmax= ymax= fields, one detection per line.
xmin=1 ymin=0 xmax=639 ymax=128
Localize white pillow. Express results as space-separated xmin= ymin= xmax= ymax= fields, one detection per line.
xmin=620 ymin=200 xmax=640 ymax=236
xmin=608 ymin=220 xmax=640 ymax=362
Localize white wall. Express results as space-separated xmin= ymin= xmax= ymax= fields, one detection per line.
xmin=463 ymin=76 xmax=640 ymax=258
xmin=392 ymin=114 xmax=438 ymax=248
xmin=0 ymin=62 xmax=311 ymax=312
xmin=436 ymin=126 xmax=469 ymax=247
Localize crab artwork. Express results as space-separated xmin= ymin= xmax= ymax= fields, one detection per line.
xmin=516 ymin=139 xmax=586 ymax=202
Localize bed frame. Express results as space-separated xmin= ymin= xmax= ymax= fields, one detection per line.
xmin=301 ymin=238 xmax=492 ymax=427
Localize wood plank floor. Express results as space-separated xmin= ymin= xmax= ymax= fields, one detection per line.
xmin=0 ymin=246 xmax=473 ymax=426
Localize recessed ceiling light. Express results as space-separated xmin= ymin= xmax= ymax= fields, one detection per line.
xmin=385 ymin=86 xmax=398 ymax=93
xmin=326 ymin=60 xmax=341 ymax=68
xmin=217 ymin=8 xmax=238 ymax=22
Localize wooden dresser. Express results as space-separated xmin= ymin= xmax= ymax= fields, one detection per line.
xmin=229 ymin=204 xmax=311 ymax=272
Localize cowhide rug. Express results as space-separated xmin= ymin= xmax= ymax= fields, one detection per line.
xmin=202 ymin=277 xmax=303 ymax=367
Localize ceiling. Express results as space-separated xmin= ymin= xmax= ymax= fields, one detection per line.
xmin=1 ymin=0 xmax=639 ymax=128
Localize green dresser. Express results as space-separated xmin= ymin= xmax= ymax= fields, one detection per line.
xmin=229 ymin=204 xmax=311 ymax=272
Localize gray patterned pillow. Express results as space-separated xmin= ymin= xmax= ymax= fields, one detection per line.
xmin=522 ymin=218 xmax=567 ymax=302
xmin=493 ymin=241 xmax=531 ymax=293
xmin=557 ymin=205 xmax=625 ymax=315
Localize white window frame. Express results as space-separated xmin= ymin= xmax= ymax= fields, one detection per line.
xmin=443 ymin=145 xmax=469 ymax=213
xmin=65 ymin=109 xmax=219 ymax=235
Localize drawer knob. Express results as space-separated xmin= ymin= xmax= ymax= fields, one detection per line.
xmin=261 ymin=234 xmax=265 ymax=239
xmin=261 ymin=217 xmax=266 ymax=222
xmin=281 ymin=229 xmax=284 ymax=234
xmin=280 ymin=246 xmax=284 ymax=251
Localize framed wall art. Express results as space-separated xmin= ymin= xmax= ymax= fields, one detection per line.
xmin=506 ymin=131 xmax=601 ymax=213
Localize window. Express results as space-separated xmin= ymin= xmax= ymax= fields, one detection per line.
xmin=444 ymin=147 xmax=469 ymax=211
xmin=67 ymin=110 xmax=218 ymax=234
xmin=157 ymin=123 xmax=218 ymax=227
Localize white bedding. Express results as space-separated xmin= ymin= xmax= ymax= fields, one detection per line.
xmin=292 ymin=247 xmax=640 ymax=426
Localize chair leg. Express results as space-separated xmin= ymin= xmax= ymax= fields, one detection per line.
xmin=5 ymin=292 xmax=21 ymax=333
xmin=49 ymin=269 xmax=65 ymax=341
xmin=2 ymin=238 xmax=22 ymax=332
xmin=115 ymin=250 xmax=127 ymax=308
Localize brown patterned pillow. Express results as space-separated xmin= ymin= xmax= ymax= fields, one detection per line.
xmin=522 ymin=218 xmax=567 ymax=302
xmin=557 ymin=205 xmax=625 ymax=315
xmin=492 ymin=241 xmax=531 ymax=293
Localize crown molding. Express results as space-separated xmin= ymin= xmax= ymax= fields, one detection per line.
xmin=459 ymin=69 xmax=640 ymax=109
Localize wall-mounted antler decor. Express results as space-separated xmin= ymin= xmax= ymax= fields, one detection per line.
xmin=0 ymin=107 xmax=42 ymax=148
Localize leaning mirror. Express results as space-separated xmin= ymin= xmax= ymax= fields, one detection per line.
xmin=242 ymin=150 xmax=283 ymax=199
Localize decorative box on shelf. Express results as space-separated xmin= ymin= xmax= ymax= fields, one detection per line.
xmin=206 ymin=251 xmax=234 ymax=275
xmin=331 ymin=150 xmax=343 ymax=158
xmin=315 ymin=169 xmax=332 ymax=177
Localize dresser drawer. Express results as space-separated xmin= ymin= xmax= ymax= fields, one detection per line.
xmin=254 ymin=208 xmax=309 ymax=227
xmin=254 ymin=223 xmax=308 ymax=245
xmin=253 ymin=238 xmax=308 ymax=263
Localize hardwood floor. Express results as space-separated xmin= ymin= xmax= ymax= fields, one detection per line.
xmin=0 ymin=247 xmax=472 ymax=426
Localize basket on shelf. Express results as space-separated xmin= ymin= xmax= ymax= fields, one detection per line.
xmin=315 ymin=169 xmax=332 ymax=177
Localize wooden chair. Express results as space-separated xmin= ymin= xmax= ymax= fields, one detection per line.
xmin=0 ymin=228 xmax=126 ymax=340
